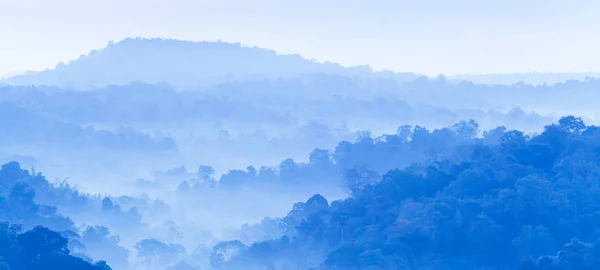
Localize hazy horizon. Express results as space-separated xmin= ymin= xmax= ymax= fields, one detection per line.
xmin=2 ymin=0 xmax=600 ymax=78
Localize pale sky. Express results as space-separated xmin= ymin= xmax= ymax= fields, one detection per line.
xmin=1 ymin=0 xmax=600 ymax=77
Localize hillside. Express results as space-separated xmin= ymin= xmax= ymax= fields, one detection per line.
xmin=1 ymin=38 xmax=420 ymax=89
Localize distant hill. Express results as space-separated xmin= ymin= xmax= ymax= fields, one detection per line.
xmin=449 ymin=72 xmax=600 ymax=85
xmin=1 ymin=38 xmax=421 ymax=89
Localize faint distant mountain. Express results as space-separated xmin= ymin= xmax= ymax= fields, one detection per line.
xmin=1 ymin=38 xmax=421 ymax=89
xmin=449 ymin=72 xmax=600 ymax=85
xmin=0 ymin=70 xmax=27 ymax=79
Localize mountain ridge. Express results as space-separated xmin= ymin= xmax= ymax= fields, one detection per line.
xmin=4 ymin=37 xmax=598 ymax=89
xmin=1 ymin=37 xmax=421 ymax=89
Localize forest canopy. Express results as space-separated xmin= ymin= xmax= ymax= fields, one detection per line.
xmin=205 ymin=116 xmax=600 ymax=270
xmin=3 ymin=115 xmax=600 ymax=269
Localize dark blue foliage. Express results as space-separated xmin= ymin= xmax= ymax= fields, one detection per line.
xmin=212 ymin=116 xmax=600 ymax=269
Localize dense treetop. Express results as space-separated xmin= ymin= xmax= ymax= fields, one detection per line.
xmin=0 ymin=163 xmax=113 ymax=270
xmin=208 ymin=116 xmax=600 ymax=270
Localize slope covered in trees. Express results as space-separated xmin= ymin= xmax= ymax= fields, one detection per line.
xmin=209 ymin=116 xmax=600 ymax=270
xmin=0 ymin=224 xmax=112 ymax=270
xmin=4 ymin=115 xmax=600 ymax=270
xmin=0 ymin=162 xmax=113 ymax=270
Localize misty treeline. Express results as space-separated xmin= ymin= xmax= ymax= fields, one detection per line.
xmin=3 ymin=115 xmax=600 ymax=269
xmin=0 ymin=73 xmax=565 ymax=193
xmin=6 ymin=76 xmax=599 ymax=130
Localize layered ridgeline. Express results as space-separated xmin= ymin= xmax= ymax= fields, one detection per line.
xmin=4 ymin=116 xmax=600 ymax=269
xmin=0 ymin=38 xmax=420 ymax=89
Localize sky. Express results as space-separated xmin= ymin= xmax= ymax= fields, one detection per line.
xmin=1 ymin=0 xmax=600 ymax=77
